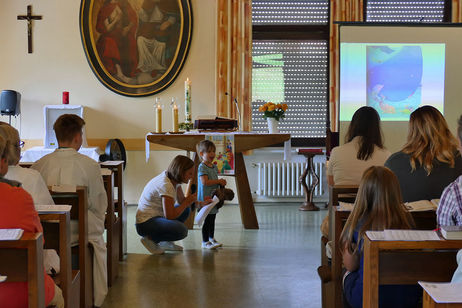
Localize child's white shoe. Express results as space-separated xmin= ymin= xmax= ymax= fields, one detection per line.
xmin=210 ymin=238 xmax=223 ymax=248
xmin=202 ymin=241 xmax=217 ymax=250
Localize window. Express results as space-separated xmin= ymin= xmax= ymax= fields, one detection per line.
xmin=251 ymin=0 xmax=330 ymax=146
xmin=365 ymin=0 xmax=450 ymax=23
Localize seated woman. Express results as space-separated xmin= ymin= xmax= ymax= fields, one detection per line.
xmin=0 ymin=123 xmax=54 ymax=205
xmin=385 ymin=106 xmax=462 ymax=202
xmin=323 ymin=107 xmax=390 ymax=237
xmin=0 ymin=135 xmax=64 ymax=308
xmin=136 ymin=155 xmax=209 ymax=254
xmin=341 ymin=166 xmax=420 ymax=308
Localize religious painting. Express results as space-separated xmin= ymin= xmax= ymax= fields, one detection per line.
xmin=80 ymin=0 xmax=192 ymax=96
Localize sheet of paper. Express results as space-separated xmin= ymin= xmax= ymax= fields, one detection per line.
xmin=419 ymin=281 xmax=462 ymax=303
xmin=0 ymin=276 xmax=6 ymax=283
xmin=100 ymin=168 xmax=112 ymax=176
xmin=195 ymin=196 xmax=220 ymax=227
xmin=404 ymin=200 xmax=437 ymax=212
xmin=0 ymin=228 xmax=24 ymax=240
xmin=365 ymin=231 xmax=385 ymax=241
xmin=338 ymin=202 xmax=354 ymax=211
xmin=51 ymin=184 xmax=76 ymax=193
xmin=36 ymin=204 xmax=72 ymax=213
xmin=384 ymin=229 xmax=441 ymax=241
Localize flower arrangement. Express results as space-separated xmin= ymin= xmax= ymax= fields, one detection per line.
xmin=258 ymin=102 xmax=288 ymax=121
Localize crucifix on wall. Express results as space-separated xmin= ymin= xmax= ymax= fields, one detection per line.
xmin=17 ymin=5 xmax=42 ymax=54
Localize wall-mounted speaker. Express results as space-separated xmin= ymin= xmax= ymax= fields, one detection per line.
xmin=0 ymin=90 xmax=21 ymax=116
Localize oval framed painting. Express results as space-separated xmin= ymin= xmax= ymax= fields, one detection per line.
xmin=80 ymin=0 xmax=192 ymax=97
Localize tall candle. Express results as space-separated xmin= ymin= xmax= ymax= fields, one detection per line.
xmin=156 ymin=104 xmax=162 ymax=133
xmin=172 ymin=100 xmax=179 ymax=132
xmin=185 ymin=78 xmax=191 ymax=122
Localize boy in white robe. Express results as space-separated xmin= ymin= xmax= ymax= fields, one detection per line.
xmin=31 ymin=114 xmax=108 ymax=307
xmin=0 ymin=123 xmax=54 ymax=205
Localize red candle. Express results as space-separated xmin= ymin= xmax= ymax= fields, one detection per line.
xmin=62 ymin=91 xmax=69 ymax=104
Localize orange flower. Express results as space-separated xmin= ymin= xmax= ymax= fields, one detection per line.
xmin=258 ymin=105 xmax=267 ymax=112
xmin=267 ymin=104 xmax=276 ymax=111
xmin=276 ymin=104 xmax=282 ymax=109
xmin=282 ymin=103 xmax=288 ymax=111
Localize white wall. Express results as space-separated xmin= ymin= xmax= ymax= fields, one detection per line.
xmin=0 ymin=0 xmax=218 ymax=203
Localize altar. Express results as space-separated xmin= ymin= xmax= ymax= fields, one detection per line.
xmin=146 ymin=132 xmax=291 ymax=229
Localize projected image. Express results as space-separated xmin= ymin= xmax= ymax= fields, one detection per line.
xmin=340 ymin=43 xmax=445 ymax=121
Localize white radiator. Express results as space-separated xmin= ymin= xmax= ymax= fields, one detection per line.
xmin=256 ymin=161 xmax=325 ymax=197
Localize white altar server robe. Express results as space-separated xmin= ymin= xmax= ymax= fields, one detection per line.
xmin=31 ymin=148 xmax=108 ymax=306
xmin=5 ymin=165 xmax=55 ymax=206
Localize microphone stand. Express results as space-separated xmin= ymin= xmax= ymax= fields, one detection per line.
xmin=225 ymin=92 xmax=242 ymax=131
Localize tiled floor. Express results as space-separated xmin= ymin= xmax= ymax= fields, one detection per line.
xmin=102 ymin=204 xmax=327 ymax=308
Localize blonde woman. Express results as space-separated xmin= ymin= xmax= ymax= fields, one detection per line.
xmin=0 ymin=123 xmax=54 ymax=205
xmin=385 ymin=106 xmax=462 ymax=202
xmin=340 ymin=166 xmax=420 ymax=308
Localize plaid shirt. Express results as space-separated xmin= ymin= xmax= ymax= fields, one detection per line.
xmin=437 ymin=175 xmax=462 ymax=226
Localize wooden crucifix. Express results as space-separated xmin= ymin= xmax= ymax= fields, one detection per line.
xmin=17 ymin=5 xmax=42 ymax=54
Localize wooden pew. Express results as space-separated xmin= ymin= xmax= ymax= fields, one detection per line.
xmin=363 ymin=234 xmax=461 ymax=308
xmin=100 ymin=160 xmax=126 ymax=261
xmin=0 ymin=232 xmax=45 ymax=308
xmin=320 ymin=185 xmax=359 ymax=308
xmin=423 ymin=288 xmax=462 ymax=307
xmin=39 ymin=211 xmax=80 ymax=308
xmin=101 ymin=170 xmax=120 ymax=286
xmin=49 ymin=186 xmax=93 ymax=308
xmin=327 ymin=205 xmax=438 ymax=308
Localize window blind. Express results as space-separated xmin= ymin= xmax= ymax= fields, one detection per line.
xmin=252 ymin=40 xmax=328 ymax=138
xmin=366 ymin=0 xmax=445 ymax=22
xmin=252 ymin=0 xmax=329 ymax=25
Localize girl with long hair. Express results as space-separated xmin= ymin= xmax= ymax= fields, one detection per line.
xmin=341 ymin=166 xmax=420 ymax=308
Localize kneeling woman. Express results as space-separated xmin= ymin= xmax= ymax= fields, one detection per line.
xmin=136 ymin=155 xmax=202 ymax=254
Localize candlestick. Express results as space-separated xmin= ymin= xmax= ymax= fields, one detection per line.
xmin=172 ymin=98 xmax=179 ymax=132
xmin=185 ymin=78 xmax=191 ymax=122
xmin=155 ymin=98 xmax=162 ymax=133
xmin=62 ymin=91 xmax=69 ymax=104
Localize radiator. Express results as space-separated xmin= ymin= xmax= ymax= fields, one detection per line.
xmin=256 ymin=161 xmax=325 ymax=197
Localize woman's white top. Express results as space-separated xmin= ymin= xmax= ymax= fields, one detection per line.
xmin=327 ymin=136 xmax=391 ymax=185
xmin=136 ymin=171 xmax=176 ymax=223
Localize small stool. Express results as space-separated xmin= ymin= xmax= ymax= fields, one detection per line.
xmin=297 ymin=148 xmax=324 ymax=211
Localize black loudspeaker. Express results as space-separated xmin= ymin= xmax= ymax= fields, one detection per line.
xmin=0 ymin=90 xmax=21 ymax=116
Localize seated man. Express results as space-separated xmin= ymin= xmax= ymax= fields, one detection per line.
xmin=31 ymin=114 xmax=108 ymax=307
xmin=437 ymin=115 xmax=462 ymax=227
xmin=0 ymin=135 xmax=64 ymax=308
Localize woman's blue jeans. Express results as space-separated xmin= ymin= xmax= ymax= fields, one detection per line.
xmin=135 ymin=207 xmax=190 ymax=243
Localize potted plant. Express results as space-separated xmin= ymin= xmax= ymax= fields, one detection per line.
xmin=258 ymin=102 xmax=288 ymax=133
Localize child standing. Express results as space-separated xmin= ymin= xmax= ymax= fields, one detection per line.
xmin=340 ymin=166 xmax=421 ymax=308
xmin=197 ymin=140 xmax=227 ymax=249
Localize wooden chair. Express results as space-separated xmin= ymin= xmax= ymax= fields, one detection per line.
xmin=102 ymin=170 xmax=120 ymax=286
xmin=363 ymin=235 xmax=461 ymax=308
xmin=100 ymin=160 xmax=126 ymax=260
xmin=49 ymin=186 xmax=93 ymax=308
xmin=39 ymin=211 xmax=80 ymax=308
xmin=0 ymin=232 xmax=45 ymax=308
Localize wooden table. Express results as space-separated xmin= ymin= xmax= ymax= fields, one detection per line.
xmin=363 ymin=235 xmax=462 ymax=308
xmin=146 ymin=133 xmax=291 ymax=229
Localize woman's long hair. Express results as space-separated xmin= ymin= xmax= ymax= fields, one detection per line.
xmin=345 ymin=106 xmax=384 ymax=161
xmin=340 ymin=166 xmax=414 ymax=254
xmin=402 ymin=106 xmax=459 ymax=174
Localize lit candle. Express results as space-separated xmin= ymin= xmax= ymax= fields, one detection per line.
xmin=185 ymin=78 xmax=191 ymax=122
xmin=172 ymin=99 xmax=179 ymax=132
xmin=155 ymin=102 xmax=162 ymax=133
